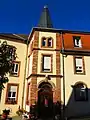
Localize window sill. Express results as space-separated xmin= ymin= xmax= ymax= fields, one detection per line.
xmin=5 ymin=101 xmax=17 ymax=104
xmin=41 ymin=70 xmax=52 ymax=73
xmin=74 ymin=72 xmax=86 ymax=75
xmin=9 ymin=74 xmax=19 ymax=77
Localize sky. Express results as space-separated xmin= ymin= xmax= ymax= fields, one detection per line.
xmin=0 ymin=0 xmax=90 ymax=34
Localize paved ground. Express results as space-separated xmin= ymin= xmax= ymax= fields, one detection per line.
xmin=12 ymin=116 xmax=22 ymax=120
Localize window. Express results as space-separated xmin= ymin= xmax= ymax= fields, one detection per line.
xmin=74 ymin=56 xmax=85 ymax=74
xmin=6 ymin=84 xmax=19 ymax=104
xmin=10 ymin=61 xmax=20 ymax=76
xmin=41 ymin=37 xmax=53 ymax=48
xmin=73 ymin=36 xmax=82 ymax=48
xmin=42 ymin=37 xmax=47 ymax=47
xmin=42 ymin=55 xmax=52 ymax=72
xmin=48 ymin=37 xmax=53 ymax=47
xmin=73 ymin=83 xmax=88 ymax=101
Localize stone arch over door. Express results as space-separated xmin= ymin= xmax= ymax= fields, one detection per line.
xmin=37 ymin=81 xmax=53 ymax=117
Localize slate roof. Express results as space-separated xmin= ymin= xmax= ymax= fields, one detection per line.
xmin=38 ymin=5 xmax=53 ymax=28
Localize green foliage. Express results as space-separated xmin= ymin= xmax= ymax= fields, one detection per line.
xmin=3 ymin=109 xmax=10 ymax=115
xmin=0 ymin=41 xmax=16 ymax=91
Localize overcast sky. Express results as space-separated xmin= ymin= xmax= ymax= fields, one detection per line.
xmin=0 ymin=0 xmax=90 ymax=34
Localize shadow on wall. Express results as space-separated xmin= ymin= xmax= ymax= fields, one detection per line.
xmin=65 ymin=86 xmax=90 ymax=118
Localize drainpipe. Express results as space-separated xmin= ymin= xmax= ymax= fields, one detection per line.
xmin=21 ymin=39 xmax=28 ymax=109
xmin=12 ymin=34 xmax=29 ymax=109
xmin=61 ymin=31 xmax=66 ymax=120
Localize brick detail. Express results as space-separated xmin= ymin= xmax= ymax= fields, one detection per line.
xmin=55 ymin=51 xmax=61 ymax=102
xmin=56 ymin=33 xmax=62 ymax=49
xmin=29 ymin=31 xmax=39 ymax=105
xmin=56 ymin=51 xmax=60 ymax=75
xmin=33 ymin=31 xmax=39 ymax=48
xmin=32 ymin=31 xmax=39 ymax=74
xmin=29 ymin=77 xmax=37 ymax=105
xmin=32 ymin=50 xmax=38 ymax=74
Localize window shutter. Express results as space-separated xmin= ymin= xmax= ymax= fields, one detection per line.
xmin=44 ymin=56 xmax=51 ymax=70
xmin=75 ymin=39 xmax=78 ymax=45
xmin=79 ymin=40 xmax=82 ymax=47
xmin=76 ymin=58 xmax=82 ymax=67
xmin=14 ymin=64 xmax=18 ymax=73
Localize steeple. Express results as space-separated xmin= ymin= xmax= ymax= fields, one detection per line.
xmin=38 ymin=5 xmax=53 ymax=28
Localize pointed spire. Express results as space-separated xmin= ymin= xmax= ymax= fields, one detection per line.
xmin=38 ymin=5 xmax=53 ymax=28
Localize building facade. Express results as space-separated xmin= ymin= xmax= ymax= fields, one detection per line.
xmin=0 ymin=6 xmax=90 ymax=118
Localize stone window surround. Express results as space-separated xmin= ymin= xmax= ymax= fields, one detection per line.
xmin=73 ymin=56 xmax=85 ymax=75
xmin=5 ymin=83 xmax=19 ymax=104
xmin=41 ymin=37 xmax=53 ymax=48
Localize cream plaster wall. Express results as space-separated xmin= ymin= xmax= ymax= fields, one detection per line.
xmin=0 ymin=39 xmax=27 ymax=116
xmin=60 ymin=54 xmax=90 ymax=117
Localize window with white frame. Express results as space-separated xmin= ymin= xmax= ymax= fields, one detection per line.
xmin=42 ymin=55 xmax=52 ymax=72
xmin=73 ymin=83 xmax=88 ymax=101
xmin=10 ymin=62 xmax=20 ymax=76
xmin=73 ymin=36 xmax=82 ymax=48
xmin=6 ymin=84 xmax=18 ymax=104
xmin=75 ymin=57 xmax=84 ymax=73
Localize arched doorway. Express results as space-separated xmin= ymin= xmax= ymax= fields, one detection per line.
xmin=38 ymin=82 xmax=53 ymax=118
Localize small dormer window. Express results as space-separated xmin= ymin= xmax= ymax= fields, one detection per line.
xmin=73 ymin=36 xmax=82 ymax=48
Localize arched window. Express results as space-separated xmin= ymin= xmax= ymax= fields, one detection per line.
xmin=73 ymin=82 xmax=88 ymax=101
xmin=47 ymin=37 xmax=53 ymax=47
xmin=41 ymin=37 xmax=53 ymax=48
xmin=42 ymin=37 xmax=46 ymax=47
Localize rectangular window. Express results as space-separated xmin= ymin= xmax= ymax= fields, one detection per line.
xmin=42 ymin=55 xmax=52 ymax=72
xmin=10 ymin=61 xmax=20 ymax=76
xmin=73 ymin=36 xmax=82 ymax=48
xmin=6 ymin=84 xmax=19 ymax=104
xmin=74 ymin=56 xmax=85 ymax=74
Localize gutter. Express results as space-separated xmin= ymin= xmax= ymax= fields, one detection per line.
xmin=61 ymin=31 xmax=66 ymax=120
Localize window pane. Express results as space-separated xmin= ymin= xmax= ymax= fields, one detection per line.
xmin=12 ymin=64 xmax=15 ymax=72
xmin=10 ymin=86 xmax=17 ymax=92
xmin=42 ymin=38 xmax=46 ymax=46
xmin=12 ymin=92 xmax=16 ymax=97
xmin=15 ymin=64 xmax=18 ymax=73
xmin=8 ymin=92 xmax=11 ymax=97
xmin=48 ymin=38 xmax=52 ymax=47
xmin=44 ymin=56 xmax=51 ymax=70
xmin=76 ymin=58 xmax=82 ymax=66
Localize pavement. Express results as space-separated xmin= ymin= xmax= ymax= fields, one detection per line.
xmin=12 ymin=116 xmax=22 ymax=120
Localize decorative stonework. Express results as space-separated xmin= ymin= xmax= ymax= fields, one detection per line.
xmin=56 ymin=51 xmax=61 ymax=102
xmin=30 ymin=76 xmax=37 ymax=105
xmin=56 ymin=33 xmax=61 ymax=50
xmin=33 ymin=31 xmax=39 ymax=48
